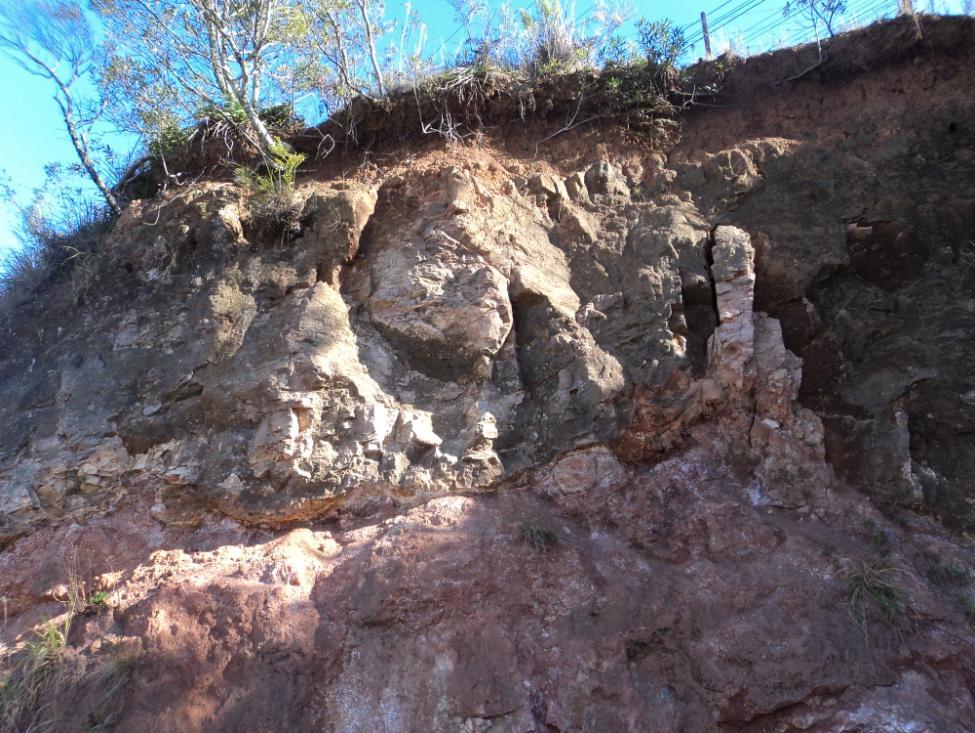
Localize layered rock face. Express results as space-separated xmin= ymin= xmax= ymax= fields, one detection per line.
xmin=0 ymin=169 xmax=822 ymax=538
xmin=2 ymin=15 xmax=975 ymax=733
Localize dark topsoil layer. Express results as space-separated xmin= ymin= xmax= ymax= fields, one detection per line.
xmin=122 ymin=14 xmax=975 ymax=197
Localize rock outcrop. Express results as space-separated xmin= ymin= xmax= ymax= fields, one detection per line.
xmin=2 ymin=15 xmax=975 ymax=733
xmin=0 ymin=173 xmax=822 ymax=537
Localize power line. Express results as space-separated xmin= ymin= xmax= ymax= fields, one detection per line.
xmin=712 ymin=0 xmax=770 ymax=28
xmin=678 ymin=0 xmax=769 ymax=44
xmin=685 ymin=0 xmax=772 ymax=45
xmin=679 ymin=0 xmax=743 ymax=32
xmin=845 ymin=0 xmax=898 ymax=25
xmin=739 ymin=6 xmax=790 ymax=44
xmin=744 ymin=0 xmax=896 ymax=54
xmin=435 ymin=0 xmax=899 ymax=66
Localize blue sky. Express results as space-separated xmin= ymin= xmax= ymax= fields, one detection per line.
xmin=0 ymin=0 xmax=966 ymax=259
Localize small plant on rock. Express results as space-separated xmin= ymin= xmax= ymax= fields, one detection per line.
xmin=235 ymin=141 xmax=307 ymax=238
xmin=520 ymin=522 xmax=558 ymax=553
xmin=960 ymin=240 xmax=975 ymax=273
xmin=89 ymin=591 xmax=111 ymax=611
xmin=0 ymin=619 xmax=68 ymax=733
xmin=843 ymin=558 xmax=910 ymax=635
xmin=56 ymin=547 xmax=116 ymax=617
xmin=929 ymin=560 xmax=971 ymax=586
xmin=963 ymin=597 xmax=975 ymax=625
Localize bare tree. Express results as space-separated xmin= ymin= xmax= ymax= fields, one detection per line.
xmin=352 ymin=0 xmax=387 ymax=96
xmin=93 ymin=0 xmax=300 ymax=160
xmin=783 ymin=0 xmax=847 ymax=39
xmin=313 ymin=4 xmax=358 ymax=101
xmin=0 ymin=2 xmax=121 ymax=215
xmin=782 ymin=0 xmax=846 ymax=68
xmin=302 ymin=0 xmax=392 ymax=106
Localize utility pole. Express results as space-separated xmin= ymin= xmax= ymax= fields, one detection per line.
xmin=899 ymin=0 xmax=922 ymax=38
xmin=701 ymin=11 xmax=713 ymax=59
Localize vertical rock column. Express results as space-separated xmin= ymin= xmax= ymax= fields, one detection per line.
xmin=706 ymin=225 xmax=756 ymax=399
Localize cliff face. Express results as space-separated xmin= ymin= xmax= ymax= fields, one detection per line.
xmin=1 ymin=16 xmax=975 ymax=733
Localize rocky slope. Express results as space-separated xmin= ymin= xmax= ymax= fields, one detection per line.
xmin=1 ymin=15 xmax=975 ymax=733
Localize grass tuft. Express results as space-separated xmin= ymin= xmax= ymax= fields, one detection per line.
xmin=520 ymin=522 xmax=558 ymax=553
xmin=843 ymin=558 xmax=911 ymax=635
xmin=0 ymin=544 xmax=129 ymax=731
xmin=0 ymin=618 xmax=68 ymax=733
xmin=963 ymin=597 xmax=975 ymax=625
xmin=0 ymin=195 xmax=114 ymax=314
xmin=928 ymin=560 xmax=971 ymax=586
xmin=960 ymin=240 xmax=975 ymax=272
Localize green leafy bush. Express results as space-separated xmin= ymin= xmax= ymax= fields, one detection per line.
xmin=236 ymin=141 xmax=305 ymax=198
xmin=259 ymin=104 xmax=302 ymax=131
xmin=197 ymin=97 xmax=250 ymax=125
xmin=636 ymin=18 xmax=686 ymax=68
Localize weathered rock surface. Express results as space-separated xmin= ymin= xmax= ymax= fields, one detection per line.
xmin=1 ymin=15 xmax=975 ymax=733
xmin=0 ymin=157 xmax=702 ymax=534
xmin=670 ymin=15 xmax=975 ymax=527
xmin=2 ymin=452 xmax=974 ymax=732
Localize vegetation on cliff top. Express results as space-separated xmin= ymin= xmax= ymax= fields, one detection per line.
xmin=0 ymin=0 xmax=697 ymax=312
xmin=0 ymin=0 xmax=927 ymax=311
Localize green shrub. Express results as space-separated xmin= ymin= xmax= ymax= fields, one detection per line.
xmin=197 ymin=100 xmax=301 ymax=130
xmin=636 ymin=18 xmax=686 ymax=68
xmin=235 ymin=141 xmax=305 ymax=196
xmin=148 ymin=119 xmax=191 ymax=157
xmin=259 ymin=104 xmax=302 ymax=131
xmin=593 ymin=64 xmax=680 ymax=142
xmin=197 ymin=98 xmax=250 ymax=125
